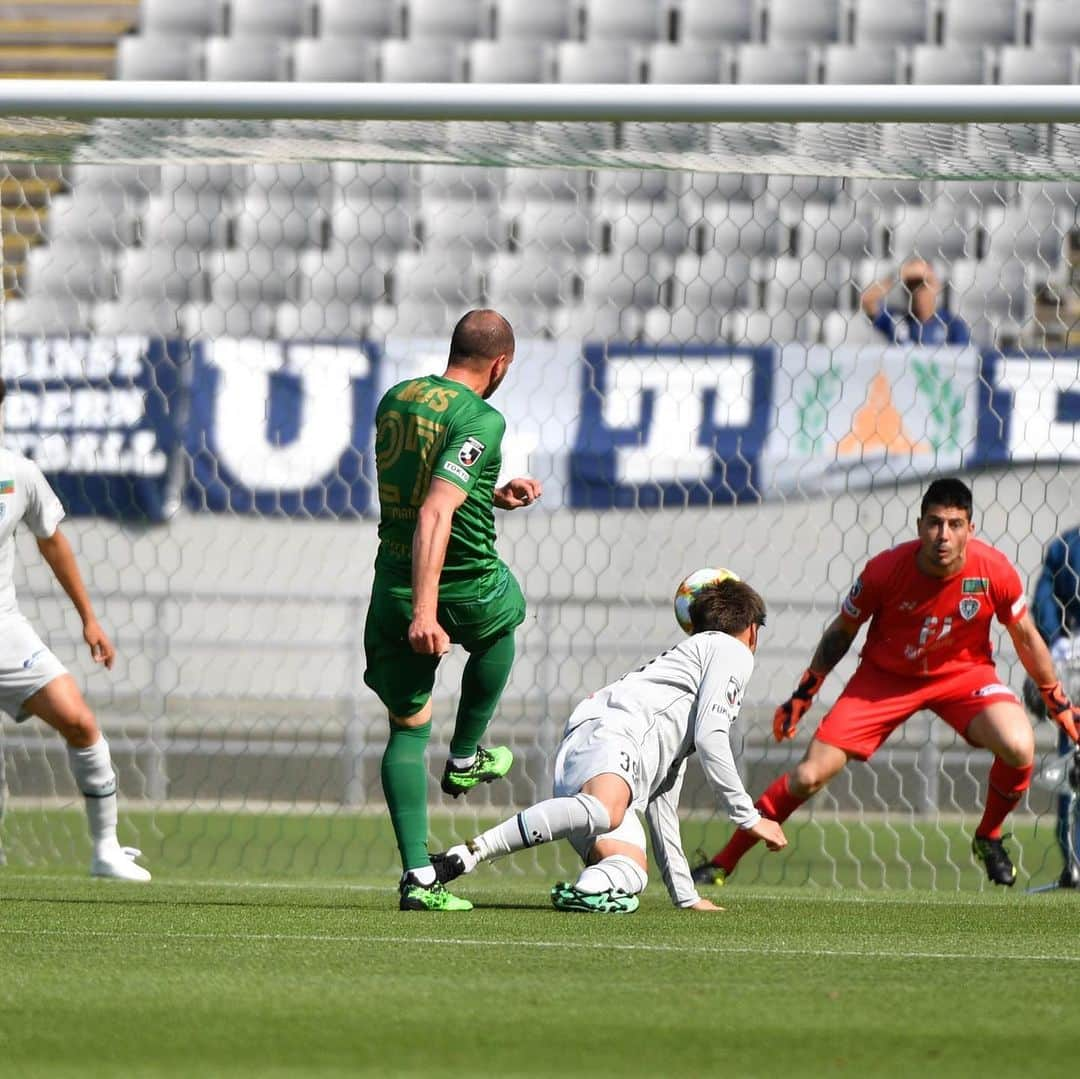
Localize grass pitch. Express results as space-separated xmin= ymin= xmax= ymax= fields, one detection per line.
xmin=2 ymin=812 xmax=1078 ymax=1078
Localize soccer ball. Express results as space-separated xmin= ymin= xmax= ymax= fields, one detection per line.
xmin=673 ymin=567 xmax=740 ymax=635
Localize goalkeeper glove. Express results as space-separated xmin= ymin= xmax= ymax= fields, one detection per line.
xmin=1038 ymin=681 xmax=1080 ymax=744
xmin=773 ymin=668 xmax=825 ymax=742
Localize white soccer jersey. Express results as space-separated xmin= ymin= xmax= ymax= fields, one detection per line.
xmin=560 ymin=631 xmax=761 ymax=907
xmin=0 ymin=448 xmax=65 ymax=618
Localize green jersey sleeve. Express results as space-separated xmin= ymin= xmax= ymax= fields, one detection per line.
xmin=433 ymin=407 xmax=506 ymax=495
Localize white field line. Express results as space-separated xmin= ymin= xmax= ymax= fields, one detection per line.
xmin=0 ymin=925 xmax=1077 ymax=964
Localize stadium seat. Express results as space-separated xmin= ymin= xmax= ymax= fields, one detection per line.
xmin=723 ymin=307 xmax=820 ymax=347
xmin=233 ymin=190 xmax=328 ymax=251
xmin=388 ymin=251 xmax=483 ymax=306
xmin=141 ymin=192 xmax=231 ymax=251
xmin=986 ymin=203 xmax=1067 ymax=269
xmin=318 ymin=0 xmax=399 ymax=37
xmin=908 ymin=45 xmax=988 ymax=84
xmin=996 ymin=45 xmax=1074 ymax=85
xmin=369 ymin=300 xmax=462 ymax=339
xmin=47 ymin=195 xmax=139 ymax=249
xmin=140 ymin=0 xmax=221 ymax=36
xmin=820 ymin=308 xmax=880 ymax=347
xmin=403 ymin=0 xmax=488 ymax=39
xmin=275 ymin=299 xmax=369 ymax=339
xmin=940 ymin=0 xmax=1020 ymax=46
xmin=378 ymin=39 xmax=461 ymax=81
xmin=161 ymin=164 xmax=246 ymax=196
xmin=551 ymin=303 xmax=643 ymax=342
xmin=23 ymin=241 xmax=118 ymax=302
xmin=581 ymin=250 xmax=670 ymax=309
xmin=232 ymin=0 xmax=311 ymax=37
xmin=794 ymin=201 xmax=881 ymax=261
xmin=418 ymin=196 xmax=511 ymax=253
xmin=183 ymin=301 xmax=278 ymax=340
xmin=680 ymin=173 xmax=765 ymax=209
xmin=4 ymin=297 xmax=93 ymax=337
xmin=601 ymin=195 xmax=692 ymax=256
xmin=206 ymin=249 xmax=302 ymax=308
xmin=640 ymin=305 xmax=723 ymax=345
xmin=850 ymin=0 xmax=929 ymax=45
xmin=759 ymin=0 xmax=841 ymax=45
xmin=677 ymin=0 xmax=753 ymax=45
xmin=333 ymin=162 xmax=417 ymax=205
xmin=93 ymin=300 xmax=190 ymax=338
xmin=502 ymin=167 xmax=590 ymax=209
xmin=298 ymin=247 xmax=388 ymax=306
xmin=642 ymin=44 xmax=726 ymax=84
xmin=492 ymin=0 xmax=573 ymax=40
xmin=950 ymin=257 xmax=1031 ymax=344
xmin=1030 ymin=0 xmax=1080 ymax=47
xmin=732 ymin=44 xmax=811 ymax=83
xmin=329 ymin=198 xmax=415 ymax=254
xmin=292 ymin=38 xmax=376 ymax=82
xmin=668 ymin=251 xmax=754 ymax=311
xmin=464 ymin=40 xmax=547 ymax=82
xmin=889 ymin=203 xmax=976 ymax=262
xmin=511 ymin=200 xmax=596 ymax=254
xmin=580 ymin=0 xmax=666 ymax=42
xmin=483 ymin=251 xmax=580 ymax=307
xmin=116 ymin=36 xmax=199 ymax=80
xmin=117 ymin=247 xmax=207 ymax=304
xmin=66 ymin=164 xmax=162 ymax=196
xmin=695 ymin=198 xmax=787 ymax=258
xmin=550 ymin=42 xmax=637 ymax=82
xmin=591 ymin=169 xmax=685 ymax=202
xmin=762 ymin=253 xmax=854 ymax=316
xmin=418 ymin=164 xmax=506 ymax=200
xmin=203 ymin=36 xmax=288 ymax=81
xmin=820 ymin=45 xmax=900 ymax=84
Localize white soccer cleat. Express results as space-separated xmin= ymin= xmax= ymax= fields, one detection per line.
xmin=91 ymin=845 xmax=152 ymax=882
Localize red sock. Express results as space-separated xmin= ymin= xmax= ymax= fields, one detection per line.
xmin=711 ymin=773 xmax=807 ymax=875
xmin=976 ymin=759 xmax=1033 ymax=839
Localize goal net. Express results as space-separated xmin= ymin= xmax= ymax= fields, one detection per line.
xmin=1 ymin=85 xmax=1078 ymax=891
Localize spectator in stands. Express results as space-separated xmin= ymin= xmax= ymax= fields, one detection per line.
xmin=860 ymin=257 xmax=970 ymax=346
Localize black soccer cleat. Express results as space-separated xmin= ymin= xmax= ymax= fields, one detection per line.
xmin=690 ymin=861 xmax=728 ymax=887
xmin=972 ymin=834 xmax=1017 ymax=887
xmin=429 ymin=848 xmax=471 ymax=884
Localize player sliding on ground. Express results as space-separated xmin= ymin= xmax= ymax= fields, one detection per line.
xmin=691 ymin=477 xmax=1080 ymax=890
xmin=434 ymin=578 xmax=786 ymax=912
xmin=0 ymin=377 xmax=148 ymax=881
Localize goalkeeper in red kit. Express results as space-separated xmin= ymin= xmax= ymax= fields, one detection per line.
xmin=691 ymin=478 xmax=1080 ymax=888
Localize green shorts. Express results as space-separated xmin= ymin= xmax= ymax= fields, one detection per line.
xmin=362 ymin=562 xmax=526 ymax=717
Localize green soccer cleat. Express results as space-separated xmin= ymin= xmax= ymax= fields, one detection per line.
xmin=440 ymin=745 xmax=514 ymax=798
xmin=971 ymin=833 xmax=1017 ymax=887
xmin=690 ymin=861 xmax=728 ymax=887
xmin=550 ymin=881 xmax=640 ymax=914
xmin=399 ymin=877 xmax=474 ymax=912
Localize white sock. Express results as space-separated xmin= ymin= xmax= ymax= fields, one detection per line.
xmin=450 ymin=754 xmax=477 ymax=769
xmin=473 ymin=793 xmax=611 ymax=861
xmin=404 ymin=864 xmax=437 ymax=886
xmin=576 ymin=854 xmax=648 ymax=896
xmin=66 ymin=736 xmax=119 ymax=852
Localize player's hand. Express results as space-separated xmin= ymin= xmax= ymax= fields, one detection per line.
xmin=773 ymin=668 xmax=825 ymax=742
xmin=746 ymin=817 xmax=787 ymax=852
xmin=408 ymin=615 xmax=450 ymax=656
xmin=493 ymin=477 xmax=542 ymax=510
xmin=83 ymin=620 xmax=115 ymax=671
xmin=687 ymin=898 xmax=726 ymax=912
xmin=1039 ymin=680 xmax=1080 ymax=743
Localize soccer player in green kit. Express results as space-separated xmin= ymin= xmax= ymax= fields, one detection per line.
xmin=365 ymin=309 xmax=542 ymax=911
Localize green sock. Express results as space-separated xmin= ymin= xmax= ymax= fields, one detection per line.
xmin=380 ymin=720 xmax=432 ymax=873
xmin=450 ymin=631 xmax=516 ymax=760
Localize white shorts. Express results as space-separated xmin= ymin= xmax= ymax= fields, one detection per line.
xmin=0 ymin=615 xmax=68 ymax=722
xmin=553 ymin=716 xmax=649 ymax=862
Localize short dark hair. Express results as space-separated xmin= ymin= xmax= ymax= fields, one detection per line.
xmin=689 ymin=578 xmax=767 ymax=636
xmin=448 ymin=309 xmax=515 ymax=368
xmin=920 ymin=478 xmax=973 ymax=520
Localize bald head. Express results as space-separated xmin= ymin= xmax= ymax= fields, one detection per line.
xmin=448 ymin=309 xmax=515 ymax=369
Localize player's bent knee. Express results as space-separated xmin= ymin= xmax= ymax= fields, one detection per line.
xmin=389 ymin=701 xmax=433 ymax=729
xmin=58 ymin=707 xmax=99 ymax=748
xmin=790 ymin=766 xmax=829 ymax=798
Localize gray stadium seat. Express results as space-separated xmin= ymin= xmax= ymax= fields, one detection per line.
xmin=23 ymin=241 xmax=117 ymax=302
xmin=502 ymin=167 xmax=590 ymax=209
xmin=580 ymin=0 xmax=666 ymax=42
xmin=142 ymin=192 xmax=231 ymax=250
xmin=601 ymin=195 xmax=691 ymax=256
xmin=116 ymin=35 xmax=199 ymax=80
xmin=484 ymin=251 xmax=581 ymax=307
xmin=203 ymin=36 xmax=287 ymax=81
xmin=580 ymin=249 xmax=670 ymax=309
xmin=183 ymin=301 xmax=278 ymax=340
xmin=591 ymin=168 xmax=685 ymax=201
xmin=419 ymin=196 xmax=510 ymax=253
xmin=4 ymin=297 xmax=92 ymax=337
xmin=275 ymin=299 xmax=368 ymax=339
xmin=996 ymin=45 xmax=1074 ymax=85
xmin=695 ymin=197 xmax=787 ymax=257
xmin=550 ymin=41 xmax=636 ymax=82
xmin=850 ymin=0 xmax=929 ymax=45
xmin=140 ymin=0 xmax=221 ymax=36
xmin=820 ymin=308 xmax=880 ymax=347
xmin=292 ymin=38 xmax=376 ymax=81
xmin=551 ymin=303 xmax=643 ymax=342
xmin=889 ymin=203 xmax=976 ymax=262
xmin=732 ymin=44 xmax=811 ymax=83
xmin=668 ymin=251 xmax=754 ymax=311
xmin=318 ymin=0 xmax=398 ymax=37
xmin=940 ymin=0 xmax=1019 ymax=46
xmin=93 ymin=300 xmax=189 ymax=338
xmin=723 ymin=307 xmax=820 ymax=347
xmin=762 ymin=253 xmax=854 ymax=316
xmin=378 ymin=39 xmax=461 ymax=81
xmin=233 ymin=191 xmax=327 ymax=251
xmin=640 ymin=305 xmax=723 ymax=345
xmin=642 ymin=44 xmax=726 ymax=84
xmin=950 ymin=258 xmax=1030 ymax=344
xmin=66 ymin=164 xmax=161 ymax=196
xmin=117 ymin=247 xmax=207 ymax=304
xmin=369 ymin=300 xmax=462 ymax=339
xmin=333 ymin=162 xmax=416 ymax=204
xmin=330 ymin=197 xmax=415 ymax=254
xmin=820 ymin=45 xmax=900 ymax=84
xmin=678 ymin=0 xmax=753 ymax=44
xmin=760 ymin=0 xmax=841 ymax=45
xmin=417 ymin=164 xmax=506 ymax=200
xmin=232 ymin=0 xmax=311 ymax=37
xmin=298 ymin=247 xmax=387 ymax=306
xmin=206 ymin=248 xmax=302 ymax=306
xmin=492 ymin=0 xmax=573 ymax=40
xmin=908 ymin=45 xmax=988 ymax=84
xmin=511 ymin=200 xmax=596 ymax=254
xmin=680 ymin=173 xmax=766 ymax=208
xmin=464 ymin=40 xmax=546 ymax=82
xmin=794 ymin=201 xmax=881 ymax=261
xmin=1030 ymin=0 xmax=1080 ymax=47
xmin=986 ymin=203 xmax=1067 ymax=269
xmin=404 ymin=0 xmax=488 ymax=39
xmin=388 ymin=251 xmax=483 ymax=305
xmin=161 ymin=164 xmax=246 ymax=195
xmin=47 ymin=195 xmax=139 ymax=249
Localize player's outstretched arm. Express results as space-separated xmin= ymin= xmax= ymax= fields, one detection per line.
xmin=35 ymin=530 xmax=115 ymax=670
xmin=410 ymin=478 xmax=468 ymax=656
xmin=1008 ymin=612 xmax=1080 ymax=743
xmin=774 ymin=614 xmax=857 ymax=741
xmin=493 ymin=476 xmax=542 ymax=510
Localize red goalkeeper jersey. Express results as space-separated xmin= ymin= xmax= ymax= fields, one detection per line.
xmin=839 ymin=538 xmax=1027 ymax=678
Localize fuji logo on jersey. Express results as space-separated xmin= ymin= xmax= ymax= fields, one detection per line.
xmin=959 ymin=597 xmax=980 ymax=621
xmin=458 ymin=437 xmax=485 ymax=467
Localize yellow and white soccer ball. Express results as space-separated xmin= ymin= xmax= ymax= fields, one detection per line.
xmin=673 ymin=567 xmax=740 ymax=635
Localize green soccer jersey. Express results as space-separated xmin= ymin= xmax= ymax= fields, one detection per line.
xmin=373 ymin=374 xmax=506 ymax=592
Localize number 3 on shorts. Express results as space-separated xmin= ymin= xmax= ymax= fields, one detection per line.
xmin=619 ymin=751 xmax=631 ymax=774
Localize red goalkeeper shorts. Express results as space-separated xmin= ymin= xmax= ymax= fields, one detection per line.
xmin=813 ymin=661 xmax=1021 ymax=760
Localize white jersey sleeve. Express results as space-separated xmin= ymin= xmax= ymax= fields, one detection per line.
xmin=18 ymin=457 xmax=64 ymax=539
xmin=693 ymin=639 xmax=761 ymax=831
xmin=645 ymin=760 xmax=701 ymax=908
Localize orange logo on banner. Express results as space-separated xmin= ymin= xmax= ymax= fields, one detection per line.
xmin=837 ymin=371 xmax=928 ymax=456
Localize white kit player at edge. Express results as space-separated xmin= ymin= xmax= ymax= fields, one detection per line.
xmin=0 ymin=377 xmax=149 ymax=881
xmin=434 ymin=577 xmax=787 ymax=912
